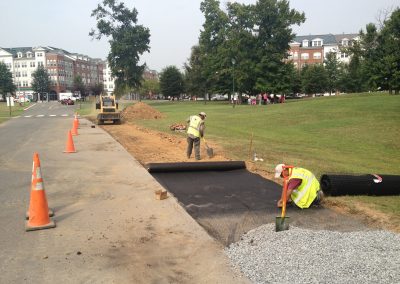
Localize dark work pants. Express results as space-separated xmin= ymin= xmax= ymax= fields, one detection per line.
xmin=187 ymin=137 xmax=201 ymax=160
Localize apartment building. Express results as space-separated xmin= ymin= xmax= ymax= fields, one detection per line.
xmin=103 ymin=61 xmax=115 ymax=95
xmin=288 ymin=33 xmax=359 ymax=70
xmin=0 ymin=46 xmax=104 ymax=100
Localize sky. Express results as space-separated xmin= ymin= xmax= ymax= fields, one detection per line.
xmin=0 ymin=0 xmax=398 ymax=72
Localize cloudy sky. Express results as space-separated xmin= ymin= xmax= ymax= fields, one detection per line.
xmin=0 ymin=0 xmax=398 ymax=72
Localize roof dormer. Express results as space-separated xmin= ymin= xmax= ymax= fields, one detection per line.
xmin=17 ymin=52 xmax=23 ymax=58
xmin=302 ymin=39 xmax=309 ymax=47
xmin=312 ymin=38 xmax=323 ymax=47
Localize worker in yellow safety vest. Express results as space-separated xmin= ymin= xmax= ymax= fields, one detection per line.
xmin=274 ymin=164 xmax=324 ymax=209
xmin=186 ymin=112 xmax=206 ymax=160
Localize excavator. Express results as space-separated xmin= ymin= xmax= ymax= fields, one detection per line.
xmin=95 ymin=95 xmax=121 ymax=125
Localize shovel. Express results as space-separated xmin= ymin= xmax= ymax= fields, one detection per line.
xmin=202 ymin=137 xmax=214 ymax=158
xmin=275 ymin=166 xmax=293 ymax=232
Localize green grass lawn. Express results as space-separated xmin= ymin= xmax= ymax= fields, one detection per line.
xmin=0 ymin=101 xmax=31 ymax=123
xmin=141 ymin=93 xmax=400 ymax=177
xmin=137 ymin=93 xmax=400 ymax=226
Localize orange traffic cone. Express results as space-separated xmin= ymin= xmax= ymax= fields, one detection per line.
xmin=74 ymin=113 xmax=80 ymax=128
xmin=26 ymin=153 xmax=56 ymax=231
xmin=64 ymin=130 xmax=76 ymax=153
xmin=71 ymin=123 xmax=78 ymax=136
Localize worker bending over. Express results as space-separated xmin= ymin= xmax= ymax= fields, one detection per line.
xmin=275 ymin=164 xmax=324 ymax=209
xmin=186 ymin=112 xmax=206 ymax=160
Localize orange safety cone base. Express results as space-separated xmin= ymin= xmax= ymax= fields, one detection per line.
xmin=64 ymin=131 xmax=77 ymax=153
xmin=25 ymin=208 xmax=54 ymax=220
xmin=25 ymin=219 xmax=56 ymax=232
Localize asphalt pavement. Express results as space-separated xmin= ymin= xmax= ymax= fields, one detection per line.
xmin=0 ymin=102 xmax=248 ymax=283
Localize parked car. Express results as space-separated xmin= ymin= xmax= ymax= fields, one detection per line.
xmin=61 ymin=98 xmax=74 ymax=105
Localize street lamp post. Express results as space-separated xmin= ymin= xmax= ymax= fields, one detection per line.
xmin=232 ymin=58 xmax=236 ymax=108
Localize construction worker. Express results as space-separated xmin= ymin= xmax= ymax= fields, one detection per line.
xmin=274 ymin=164 xmax=324 ymax=209
xmin=186 ymin=112 xmax=206 ymax=160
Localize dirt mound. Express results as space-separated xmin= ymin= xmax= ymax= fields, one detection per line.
xmin=121 ymin=102 xmax=164 ymax=120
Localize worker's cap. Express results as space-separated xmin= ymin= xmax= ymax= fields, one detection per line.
xmin=274 ymin=163 xmax=285 ymax=178
xmin=199 ymin=112 xmax=207 ymax=117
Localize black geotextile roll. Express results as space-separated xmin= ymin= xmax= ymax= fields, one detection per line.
xmin=147 ymin=161 xmax=246 ymax=173
xmin=320 ymin=174 xmax=400 ymax=196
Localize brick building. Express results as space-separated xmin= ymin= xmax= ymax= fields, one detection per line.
xmin=287 ymin=33 xmax=359 ymax=70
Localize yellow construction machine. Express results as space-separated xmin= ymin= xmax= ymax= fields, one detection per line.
xmin=95 ymin=95 xmax=121 ymax=125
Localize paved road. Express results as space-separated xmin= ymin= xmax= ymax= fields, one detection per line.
xmin=0 ymin=102 xmax=248 ymax=283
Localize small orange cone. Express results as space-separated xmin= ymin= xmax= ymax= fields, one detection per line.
xmin=64 ymin=130 xmax=76 ymax=153
xmin=71 ymin=124 xmax=78 ymax=136
xmin=74 ymin=113 xmax=80 ymax=128
xmin=26 ymin=153 xmax=56 ymax=231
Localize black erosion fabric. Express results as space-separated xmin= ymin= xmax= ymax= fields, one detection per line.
xmin=150 ymin=162 xmax=366 ymax=246
xmin=147 ymin=161 xmax=246 ymax=173
xmin=321 ymin=174 xmax=400 ymax=196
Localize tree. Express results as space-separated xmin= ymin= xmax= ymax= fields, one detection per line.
xmin=301 ymin=64 xmax=328 ymax=95
xmin=184 ymin=45 xmax=208 ymax=99
xmin=379 ymin=8 xmax=400 ymax=94
xmin=324 ymin=51 xmax=340 ymax=94
xmin=0 ymin=62 xmax=15 ymax=101
xmin=137 ymin=78 xmax=160 ymax=99
xmin=197 ymin=0 xmax=305 ymax=98
xmin=159 ymin=66 xmax=184 ymax=99
xmin=90 ymin=0 xmax=150 ymax=93
xmin=73 ymin=75 xmax=86 ymax=98
xmin=89 ymin=82 xmax=104 ymax=98
xmin=31 ymin=66 xmax=51 ymax=101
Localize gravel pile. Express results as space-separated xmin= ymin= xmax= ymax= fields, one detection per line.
xmin=225 ymin=224 xmax=400 ymax=284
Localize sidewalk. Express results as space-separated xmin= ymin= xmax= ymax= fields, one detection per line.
xmin=2 ymin=118 xmax=249 ymax=283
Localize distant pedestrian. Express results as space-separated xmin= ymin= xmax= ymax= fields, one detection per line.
xmin=186 ymin=112 xmax=206 ymax=160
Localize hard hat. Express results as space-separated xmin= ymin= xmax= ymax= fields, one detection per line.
xmin=199 ymin=112 xmax=206 ymax=117
xmin=274 ymin=163 xmax=285 ymax=178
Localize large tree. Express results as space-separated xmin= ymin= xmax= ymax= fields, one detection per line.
xmin=31 ymin=66 xmax=51 ymax=100
xmin=379 ymin=8 xmax=400 ymax=94
xmin=159 ymin=66 xmax=184 ymax=99
xmin=137 ymin=78 xmax=160 ymax=99
xmin=324 ymin=51 xmax=340 ymax=94
xmin=73 ymin=75 xmax=86 ymax=98
xmin=301 ymin=64 xmax=328 ymax=95
xmin=0 ymin=62 xmax=15 ymax=101
xmin=196 ymin=0 xmax=305 ymax=98
xmin=90 ymin=0 xmax=150 ymax=94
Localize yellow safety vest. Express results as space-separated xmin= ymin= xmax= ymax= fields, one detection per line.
xmin=289 ymin=167 xmax=320 ymax=209
xmin=187 ymin=115 xmax=203 ymax=138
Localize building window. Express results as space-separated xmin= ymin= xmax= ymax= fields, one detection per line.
xmin=14 ymin=63 xmax=20 ymax=68
xmin=313 ymin=40 xmax=322 ymax=47
xmin=313 ymin=52 xmax=321 ymax=59
xmin=37 ymin=53 xmax=43 ymax=57
xmin=22 ymin=71 xmax=27 ymax=77
xmin=23 ymin=81 xmax=28 ymax=87
xmin=342 ymin=39 xmax=349 ymax=46
xmin=6 ymin=63 xmax=11 ymax=69
xmin=301 ymin=53 xmax=309 ymax=60
xmin=30 ymin=62 xmax=35 ymax=67
xmin=17 ymin=52 xmax=22 ymax=58
xmin=27 ymin=52 xmax=32 ymax=58
xmin=38 ymin=62 xmax=44 ymax=67
xmin=21 ymin=61 xmax=27 ymax=68
xmin=302 ymin=40 xmax=309 ymax=47
xmin=340 ymin=53 xmax=348 ymax=58
xmin=16 ymin=71 xmax=21 ymax=77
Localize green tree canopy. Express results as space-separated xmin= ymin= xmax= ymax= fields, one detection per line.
xmin=301 ymin=64 xmax=328 ymax=95
xmin=0 ymin=62 xmax=15 ymax=100
xmin=73 ymin=75 xmax=86 ymax=97
xmin=137 ymin=78 xmax=160 ymax=99
xmin=90 ymin=0 xmax=150 ymax=91
xmin=31 ymin=66 xmax=51 ymax=97
xmin=159 ymin=66 xmax=184 ymax=99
